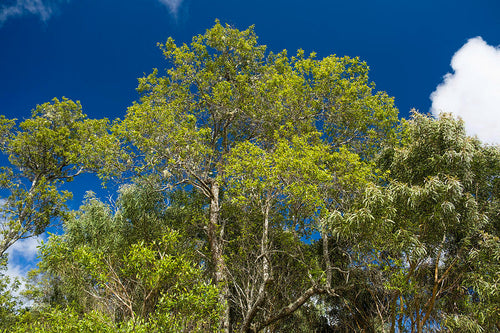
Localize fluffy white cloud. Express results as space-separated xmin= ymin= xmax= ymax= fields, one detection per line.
xmin=5 ymin=235 xmax=46 ymax=296
xmin=6 ymin=235 xmax=44 ymax=262
xmin=157 ymin=0 xmax=184 ymax=17
xmin=1 ymin=199 xmax=44 ymax=302
xmin=430 ymin=37 xmax=500 ymax=145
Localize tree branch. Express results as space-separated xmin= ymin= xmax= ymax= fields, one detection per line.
xmin=252 ymin=285 xmax=333 ymax=332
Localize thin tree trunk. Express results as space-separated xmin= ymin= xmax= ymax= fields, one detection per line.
xmin=419 ymin=240 xmax=457 ymax=331
xmin=261 ymin=200 xmax=270 ymax=288
xmin=207 ymin=181 xmax=230 ymax=332
xmin=391 ymin=261 xmax=417 ymax=333
xmin=389 ymin=291 xmax=398 ymax=333
xmin=322 ymin=220 xmax=332 ymax=289
xmin=240 ymin=200 xmax=271 ymax=333
xmin=398 ymin=296 xmax=404 ymax=333
xmin=416 ymin=301 xmax=422 ymax=333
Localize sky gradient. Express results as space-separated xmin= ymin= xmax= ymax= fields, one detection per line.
xmin=1 ymin=0 xmax=499 ymax=290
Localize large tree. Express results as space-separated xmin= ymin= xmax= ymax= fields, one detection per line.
xmin=224 ymin=133 xmax=375 ymax=332
xmin=110 ymin=21 xmax=399 ymax=331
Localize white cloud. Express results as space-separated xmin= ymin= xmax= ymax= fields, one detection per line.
xmin=5 ymin=261 xmax=25 ymax=286
xmin=1 ymin=201 xmax=44 ymax=303
xmin=5 ymin=235 xmax=46 ymax=298
xmin=4 ymin=262 xmax=31 ymax=305
xmin=430 ymin=37 xmax=500 ymax=145
xmin=157 ymin=0 xmax=184 ymax=17
xmin=0 ymin=0 xmax=71 ymax=26
xmin=6 ymin=235 xmax=44 ymax=262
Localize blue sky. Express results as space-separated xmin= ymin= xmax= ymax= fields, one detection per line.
xmin=1 ymin=0 xmax=499 ymax=290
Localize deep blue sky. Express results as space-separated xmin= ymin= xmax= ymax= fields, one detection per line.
xmin=1 ymin=0 xmax=499 ymax=290
xmin=1 ymin=0 xmax=498 ymax=122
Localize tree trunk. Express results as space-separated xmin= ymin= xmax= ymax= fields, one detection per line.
xmin=240 ymin=201 xmax=271 ymax=333
xmin=261 ymin=200 xmax=270 ymax=290
xmin=321 ymin=221 xmax=332 ymax=289
xmin=389 ymin=291 xmax=398 ymax=333
xmin=398 ymin=296 xmax=404 ymax=333
xmin=207 ymin=181 xmax=230 ymax=332
xmin=415 ymin=302 xmax=422 ymax=333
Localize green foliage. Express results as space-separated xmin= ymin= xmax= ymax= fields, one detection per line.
xmin=113 ymin=20 xmax=398 ymax=193
xmin=8 ymin=307 xmax=117 ymax=333
xmin=0 ymin=97 xmax=109 ymax=256
xmin=450 ymin=231 xmax=500 ymax=332
xmin=8 ymin=21 xmax=500 ymax=333
xmin=332 ymin=112 xmax=499 ymax=332
xmin=21 ymin=181 xmax=221 ymax=332
xmin=225 ymin=132 xmax=375 ymax=229
xmin=0 ymin=256 xmax=21 ymax=331
xmin=70 ymin=232 xmax=221 ymax=331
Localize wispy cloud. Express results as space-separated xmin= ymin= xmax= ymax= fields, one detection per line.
xmin=0 ymin=0 xmax=67 ymax=26
xmin=430 ymin=37 xmax=500 ymax=145
xmin=1 ymin=0 xmax=184 ymax=27
xmin=157 ymin=0 xmax=184 ymax=17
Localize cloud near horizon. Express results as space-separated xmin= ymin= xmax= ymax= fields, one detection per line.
xmin=430 ymin=37 xmax=500 ymax=145
xmin=5 ymin=235 xmax=46 ymax=299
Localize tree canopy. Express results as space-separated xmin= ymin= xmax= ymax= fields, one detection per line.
xmin=0 ymin=22 xmax=498 ymax=333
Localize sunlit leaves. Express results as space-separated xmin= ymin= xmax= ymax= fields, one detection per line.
xmin=225 ymin=133 xmax=374 ymax=219
xmin=0 ymin=98 xmax=110 ymax=256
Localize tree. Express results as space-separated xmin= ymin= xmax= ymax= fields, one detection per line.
xmin=110 ymin=21 xmax=399 ymax=331
xmin=446 ymin=143 xmax=500 ymax=332
xmin=0 ymin=98 xmax=109 ymax=256
xmin=331 ymin=112 xmax=499 ymax=332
